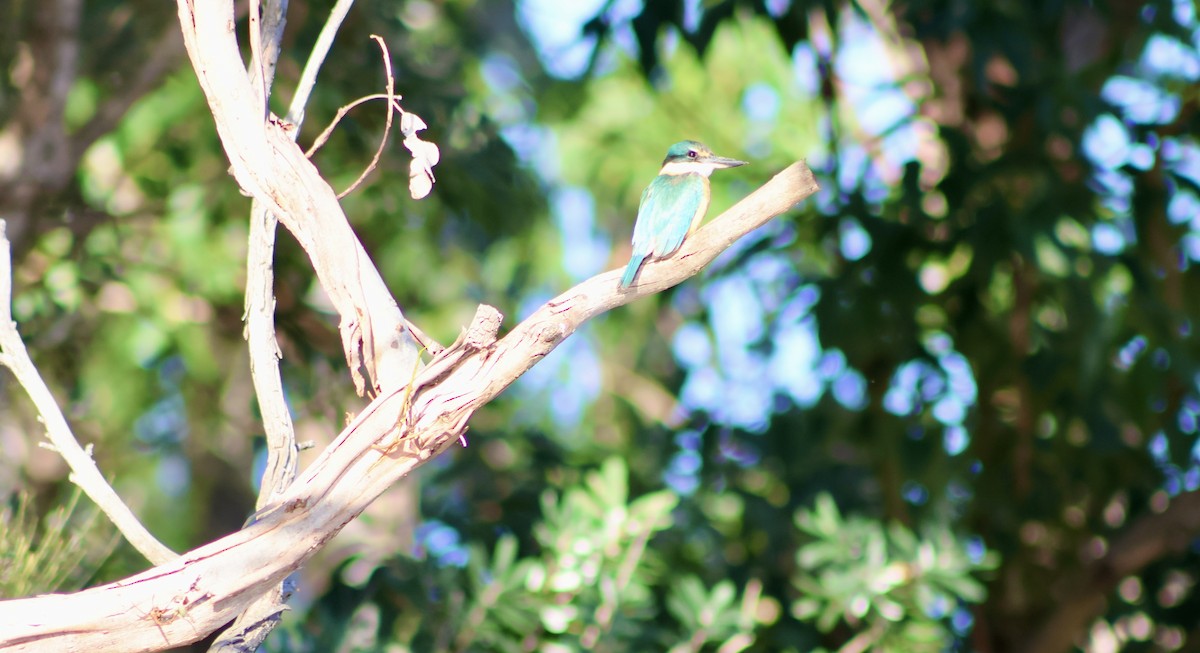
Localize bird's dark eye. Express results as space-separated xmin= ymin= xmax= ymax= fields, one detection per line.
xmin=687 ymin=150 xmax=697 ymax=158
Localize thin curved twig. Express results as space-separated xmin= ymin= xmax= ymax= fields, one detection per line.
xmin=303 ymin=93 xmax=403 ymax=159
xmin=334 ymin=35 xmax=398 ymax=199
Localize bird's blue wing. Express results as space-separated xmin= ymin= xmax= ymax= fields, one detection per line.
xmin=631 ymin=174 xmax=705 ymax=258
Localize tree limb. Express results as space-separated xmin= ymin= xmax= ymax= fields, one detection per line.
xmin=175 ymin=0 xmax=420 ymax=397
xmin=0 ymin=162 xmax=817 ymax=653
xmin=239 ymin=0 xmax=298 ymax=516
xmin=221 ymin=1 xmax=297 ymax=649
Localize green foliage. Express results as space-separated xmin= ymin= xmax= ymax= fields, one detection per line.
xmin=0 ymin=488 xmax=115 ymax=597
xmin=614 ymin=0 xmax=827 ymax=77
xmin=664 ymin=576 xmax=757 ymax=653
xmin=453 ymin=535 xmax=541 ymax=652
xmin=286 ymin=466 xmax=996 ymax=652
xmin=550 ymin=15 xmax=818 ymax=209
xmin=791 ymin=494 xmax=996 ymax=651
xmin=280 ymin=458 xmax=686 ymax=652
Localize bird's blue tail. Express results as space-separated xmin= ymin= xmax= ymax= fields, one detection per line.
xmin=620 ymin=255 xmax=645 ymax=288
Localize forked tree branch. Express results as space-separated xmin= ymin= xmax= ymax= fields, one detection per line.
xmin=222 ymin=2 xmax=303 ymax=650
xmin=175 ymin=0 xmax=419 ymax=397
xmin=0 ymin=160 xmax=818 ymax=652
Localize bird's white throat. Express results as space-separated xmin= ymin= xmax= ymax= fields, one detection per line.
xmin=660 ymin=160 xmax=718 ymax=177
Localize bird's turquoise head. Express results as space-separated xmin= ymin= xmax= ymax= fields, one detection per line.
xmin=659 ymin=140 xmax=748 ymax=176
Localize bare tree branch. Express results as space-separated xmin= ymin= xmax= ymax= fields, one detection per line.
xmin=303 ymin=93 xmax=401 ymax=158
xmin=223 ymin=2 xmax=298 ymax=649
xmin=225 ymin=204 xmax=300 ymax=653
xmin=0 ymin=162 xmax=818 ymax=653
xmin=239 ymin=0 xmax=299 ymax=515
xmin=243 ymin=204 xmax=299 ymax=508
xmin=175 ymin=0 xmax=420 ymax=396
xmin=251 ymin=0 xmax=289 ymax=101
xmin=0 ymin=221 xmax=178 ymax=566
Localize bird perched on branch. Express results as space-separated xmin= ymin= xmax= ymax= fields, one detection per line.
xmin=619 ymin=140 xmax=747 ymax=289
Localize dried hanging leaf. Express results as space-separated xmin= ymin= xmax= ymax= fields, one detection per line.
xmin=401 ymin=112 xmax=439 ymax=200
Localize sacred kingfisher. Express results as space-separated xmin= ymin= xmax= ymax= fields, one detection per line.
xmin=619 ymin=140 xmax=747 ymax=288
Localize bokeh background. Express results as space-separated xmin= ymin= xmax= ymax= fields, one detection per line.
xmin=3 ymin=0 xmax=1200 ymax=651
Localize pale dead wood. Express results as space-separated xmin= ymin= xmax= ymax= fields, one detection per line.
xmin=247 ymin=0 xmax=268 ymax=117
xmin=243 ymin=203 xmax=298 ymax=509
xmin=241 ymin=0 xmax=297 ymax=516
xmin=228 ymin=203 xmax=299 ymax=653
xmin=304 ymin=93 xmax=401 ymax=158
xmin=303 ymin=92 xmax=440 ymax=203
xmin=224 ymin=2 xmax=297 ymax=649
xmin=176 ymin=0 xmax=421 ymax=398
xmin=246 ymin=0 xmax=286 ymax=114
xmin=0 ymin=161 xmax=818 ymax=653
xmin=238 ymin=0 xmax=296 ymax=512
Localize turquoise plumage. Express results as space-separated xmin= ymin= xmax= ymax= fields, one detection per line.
xmin=620 ymin=141 xmax=746 ymax=289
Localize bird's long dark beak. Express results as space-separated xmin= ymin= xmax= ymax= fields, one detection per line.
xmin=705 ymin=154 xmax=748 ymax=168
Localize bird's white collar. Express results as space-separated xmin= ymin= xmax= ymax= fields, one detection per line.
xmin=660 ymin=160 xmax=718 ymax=177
